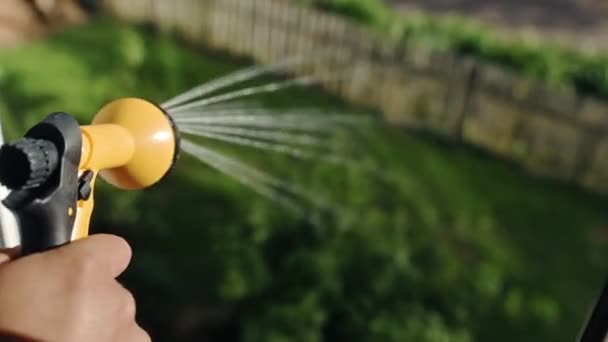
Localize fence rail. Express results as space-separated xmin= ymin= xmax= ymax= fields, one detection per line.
xmin=103 ymin=0 xmax=608 ymax=196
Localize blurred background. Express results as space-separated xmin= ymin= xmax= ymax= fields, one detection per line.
xmin=0 ymin=0 xmax=607 ymax=341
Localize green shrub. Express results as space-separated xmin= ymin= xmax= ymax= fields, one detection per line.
xmin=319 ymin=0 xmax=387 ymax=26
xmin=306 ymin=1 xmax=608 ymax=99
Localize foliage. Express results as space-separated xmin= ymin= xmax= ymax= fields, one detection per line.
xmin=301 ymin=0 xmax=391 ymax=28
xmin=304 ymin=0 xmax=608 ymax=99
xmin=0 ymin=19 xmax=607 ymax=341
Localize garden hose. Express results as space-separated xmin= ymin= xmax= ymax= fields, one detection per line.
xmin=0 ymin=98 xmax=180 ymax=255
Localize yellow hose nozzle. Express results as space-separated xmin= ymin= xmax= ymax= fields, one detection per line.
xmin=0 ymin=97 xmax=180 ymax=253
xmin=73 ymin=97 xmax=180 ymax=240
xmin=80 ymin=97 xmax=180 ymax=190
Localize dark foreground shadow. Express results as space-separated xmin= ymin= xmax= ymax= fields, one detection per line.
xmin=0 ymin=332 xmax=38 ymax=342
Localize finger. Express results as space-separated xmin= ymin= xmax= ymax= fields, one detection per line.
xmin=47 ymin=234 xmax=132 ymax=278
xmin=111 ymin=281 xmax=137 ymax=320
xmin=119 ymin=324 xmax=151 ymax=342
xmin=0 ymin=246 xmax=21 ymax=265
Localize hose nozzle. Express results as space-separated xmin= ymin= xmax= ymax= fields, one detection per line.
xmin=0 ymin=97 xmax=181 ymax=254
xmin=80 ymin=98 xmax=180 ymax=190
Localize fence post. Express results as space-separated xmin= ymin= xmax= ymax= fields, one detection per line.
xmin=581 ymin=137 xmax=608 ymax=194
xmin=283 ymin=0 xmax=298 ymax=75
xmin=205 ymin=0 xmax=219 ymax=49
xmin=276 ymin=0 xmax=291 ymax=65
xmin=262 ymin=0 xmax=274 ymax=64
xmin=250 ymin=0 xmax=264 ymax=62
xmin=577 ymin=97 xmax=608 ymax=193
xmin=216 ymin=1 xmax=230 ymax=50
xmin=179 ymin=0 xmax=204 ymax=43
xmin=293 ymin=4 xmax=307 ymax=75
xmin=233 ymin=0 xmax=248 ymax=55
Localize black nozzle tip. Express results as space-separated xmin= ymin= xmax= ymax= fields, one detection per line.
xmin=0 ymin=144 xmax=31 ymax=190
xmin=150 ymin=101 xmax=181 ymax=181
xmin=0 ymin=138 xmax=59 ymax=191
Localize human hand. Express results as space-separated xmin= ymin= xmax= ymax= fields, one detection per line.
xmin=0 ymin=234 xmax=150 ymax=342
xmin=0 ymin=246 xmax=19 ymax=266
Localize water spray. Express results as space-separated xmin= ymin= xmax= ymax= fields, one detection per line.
xmin=0 ymin=58 xmax=367 ymax=255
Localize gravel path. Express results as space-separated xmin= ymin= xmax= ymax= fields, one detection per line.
xmin=390 ymin=0 xmax=608 ymax=53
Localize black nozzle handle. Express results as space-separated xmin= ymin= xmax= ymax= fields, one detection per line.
xmin=0 ymin=113 xmax=82 ymax=255
xmin=5 ymin=194 xmax=78 ymax=255
xmin=579 ymin=278 xmax=608 ymax=342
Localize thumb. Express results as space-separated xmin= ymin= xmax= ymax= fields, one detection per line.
xmin=45 ymin=234 xmax=132 ymax=278
xmin=0 ymin=246 xmax=21 ymax=265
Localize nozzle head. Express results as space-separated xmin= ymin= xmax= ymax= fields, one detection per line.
xmin=0 ymin=138 xmax=59 ymax=191
xmin=89 ymin=98 xmax=179 ymax=190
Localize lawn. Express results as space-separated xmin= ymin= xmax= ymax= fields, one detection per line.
xmin=0 ymin=18 xmax=607 ymax=342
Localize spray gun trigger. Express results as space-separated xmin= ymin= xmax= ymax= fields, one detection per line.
xmin=77 ymin=170 xmax=95 ymax=201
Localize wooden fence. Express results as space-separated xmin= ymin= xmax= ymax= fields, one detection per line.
xmin=102 ymin=0 xmax=608 ymax=196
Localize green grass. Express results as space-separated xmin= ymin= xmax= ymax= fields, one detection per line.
xmin=0 ymin=18 xmax=607 ymax=341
